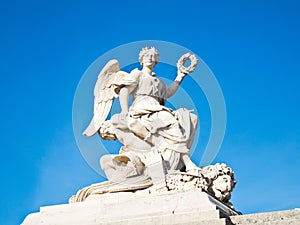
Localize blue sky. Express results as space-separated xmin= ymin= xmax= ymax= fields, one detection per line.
xmin=1 ymin=0 xmax=300 ymax=224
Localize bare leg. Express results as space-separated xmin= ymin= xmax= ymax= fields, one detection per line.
xmin=114 ymin=128 xmax=153 ymax=150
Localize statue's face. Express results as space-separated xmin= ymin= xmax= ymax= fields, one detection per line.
xmin=142 ymin=51 xmax=157 ymax=68
xmin=212 ymin=175 xmax=233 ymax=192
xmin=211 ymin=174 xmax=233 ymax=201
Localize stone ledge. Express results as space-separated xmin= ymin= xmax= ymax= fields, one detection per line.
xmin=97 ymin=215 xmax=231 ymax=225
xmin=22 ymin=196 xmax=300 ymax=225
xmin=22 ymin=190 xmax=238 ymax=225
xmin=229 ymin=209 xmax=300 ymax=225
xmin=250 ymin=219 xmax=300 ymax=225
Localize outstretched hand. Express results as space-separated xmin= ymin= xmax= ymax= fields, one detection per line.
xmin=175 ymin=70 xmax=188 ymax=82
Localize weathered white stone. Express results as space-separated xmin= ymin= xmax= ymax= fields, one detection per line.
xmin=81 ymin=47 xmax=200 ymax=194
xmin=69 ymin=46 xmax=237 ymax=205
xmin=23 ymin=206 xmax=300 ymax=225
xmin=21 ymin=212 xmax=41 ymax=225
xmin=22 ymin=189 xmax=239 ymax=225
xmin=229 ymin=209 xmax=300 ymax=225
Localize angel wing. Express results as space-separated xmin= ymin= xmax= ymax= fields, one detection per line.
xmin=83 ymin=59 xmax=121 ymax=137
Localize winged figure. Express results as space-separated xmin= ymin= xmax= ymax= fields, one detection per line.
xmin=83 ymin=47 xmax=199 ymax=192
xmin=83 ymin=59 xmax=133 ymax=137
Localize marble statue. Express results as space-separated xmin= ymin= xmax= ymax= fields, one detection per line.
xmin=70 ymin=47 xmax=236 ymax=205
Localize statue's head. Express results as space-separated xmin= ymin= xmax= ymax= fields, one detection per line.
xmin=211 ymin=174 xmax=234 ymax=202
xmin=139 ymin=47 xmax=160 ymax=67
xmin=201 ymin=163 xmax=236 ymax=202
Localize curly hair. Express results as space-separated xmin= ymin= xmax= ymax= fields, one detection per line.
xmin=138 ymin=47 xmax=160 ymax=66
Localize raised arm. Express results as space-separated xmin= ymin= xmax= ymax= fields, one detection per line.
xmin=167 ymin=52 xmax=198 ymax=99
xmin=166 ymin=71 xmax=187 ymax=98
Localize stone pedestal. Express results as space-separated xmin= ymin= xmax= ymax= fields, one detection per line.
xmin=229 ymin=209 xmax=300 ymax=225
xmin=22 ymin=189 xmax=300 ymax=224
xmin=22 ymin=189 xmax=239 ymax=225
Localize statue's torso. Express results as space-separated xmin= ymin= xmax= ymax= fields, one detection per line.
xmin=132 ymin=72 xmax=167 ymax=105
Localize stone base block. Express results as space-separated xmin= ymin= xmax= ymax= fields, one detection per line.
xmin=22 ymin=189 xmax=239 ymax=225
xmin=229 ymin=209 xmax=300 ymax=225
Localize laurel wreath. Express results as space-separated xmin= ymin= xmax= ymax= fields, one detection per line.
xmin=177 ymin=53 xmax=198 ymax=74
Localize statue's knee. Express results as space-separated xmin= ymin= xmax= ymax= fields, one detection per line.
xmin=111 ymin=114 xmax=119 ymax=125
xmin=100 ymin=155 xmax=114 ymax=170
xmin=127 ymin=118 xmax=139 ymax=131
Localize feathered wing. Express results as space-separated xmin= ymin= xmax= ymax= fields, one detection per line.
xmin=83 ymin=59 xmax=120 ymax=137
